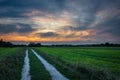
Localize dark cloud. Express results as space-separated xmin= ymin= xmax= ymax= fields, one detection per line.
xmin=94 ymin=18 xmax=120 ymax=38
xmin=64 ymin=33 xmax=77 ymax=38
xmin=63 ymin=26 xmax=88 ymax=31
xmin=17 ymin=23 xmax=36 ymax=33
xmin=39 ymin=32 xmax=59 ymax=38
xmin=0 ymin=0 xmax=120 ymax=43
xmin=0 ymin=0 xmax=29 ymax=18
xmin=0 ymin=24 xmax=17 ymax=33
xmin=0 ymin=0 xmax=119 ymax=18
xmin=0 ymin=23 xmax=36 ymax=34
xmin=0 ymin=0 xmax=67 ymax=18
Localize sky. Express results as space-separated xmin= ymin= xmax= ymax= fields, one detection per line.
xmin=0 ymin=0 xmax=120 ymax=44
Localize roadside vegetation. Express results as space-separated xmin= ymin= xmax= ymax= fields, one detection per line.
xmin=0 ymin=47 xmax=25 ymax=80
xmin=33 ymin=47 xmax=120 ymax=80
xmin=28 ymin=49 xmax=51 ymax=80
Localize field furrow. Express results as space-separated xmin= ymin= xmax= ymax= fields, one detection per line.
xmin=21 ymin=49 xmax=31 ymax=80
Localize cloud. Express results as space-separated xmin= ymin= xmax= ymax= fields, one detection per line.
xmin=0 ymin=18 xmax=32 ymax=24
xmin=93 ymin=18 xmax=120 ymax=38
xmin=0 ymin=0 xmax=67 ymax=18
xmin=0 ymin=23 xmax=36 ymax=34
xmin=38 ymin=32 xmax=59 ymax=38
xmin=89 ymin=5 xmax=120 ymax=28
xmin=16 ymin=24 xmax=37 ymax=33
xmin=0 ymin=0 xmax=120 ymax=43
xmin=62 ymin=26 xmax=88 ymax=31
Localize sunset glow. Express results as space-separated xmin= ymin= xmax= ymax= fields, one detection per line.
xmin=0 ymin=0 xmax=120 ymax=44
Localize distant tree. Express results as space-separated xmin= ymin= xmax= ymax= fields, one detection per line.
xmin=105 ymin=42 xmax=110 ymax=46
xmin=28 ymin=42 xmax=34 ymax=47
xmin=35 ymin=43 xmax=41 ymax=47
xmin=0 ymin=39 xmax=13 ymax=47
xmin=28 ymin=42 xmax=41 ymax=47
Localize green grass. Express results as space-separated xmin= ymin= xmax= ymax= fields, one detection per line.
xmin=0 ymin=47 xmax=25 ymax=80
xmin=0 ymin=47 xmax=22 ymax=59
xmin=28 ymin=49 xmax=51 ymax=80
xmin=34 ymin=47 xmax=120 ymax=80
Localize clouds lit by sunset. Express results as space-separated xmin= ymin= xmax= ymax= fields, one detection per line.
xmin=0 ymin=0 xmax=120 ymax=44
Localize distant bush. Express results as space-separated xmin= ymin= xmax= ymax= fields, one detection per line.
xmin=28 ymin=42 xmax=41 ymax=47
xmin=0 ymin=39 xmax=13 ymax=47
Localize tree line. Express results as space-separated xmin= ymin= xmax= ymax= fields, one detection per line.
xmin=0 ymin=39 xmax=120 ymax=47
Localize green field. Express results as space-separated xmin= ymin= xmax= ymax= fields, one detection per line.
xmin=34 ymin=47 xmax=120 ymax=80
xmin=0 ymin=48 xmax=52 ymax=80
xmin=0 ymin=47 xmax=120 ymax=80
xmin=0 ymin=47 xmax=25 ymax=80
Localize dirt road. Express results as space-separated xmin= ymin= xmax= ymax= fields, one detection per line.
xmin=21 ymin=50 xmax=31 ymax=80
xmin=32 ymin=49 xmax=69 ymax=80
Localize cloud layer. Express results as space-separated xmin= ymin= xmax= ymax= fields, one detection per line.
xmin=0 ymin=0 xmax=120 ymax=43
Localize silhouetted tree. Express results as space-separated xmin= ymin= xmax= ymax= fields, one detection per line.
xmin=28 ymin=42 xmax=41 ymax=47
xmin=0 ymin=39 xmax=13 ymax=47
xmin=0 ymin=39 xmax=119 ymax=47
xmin=105 ymin=42 xmax=110 ymax=46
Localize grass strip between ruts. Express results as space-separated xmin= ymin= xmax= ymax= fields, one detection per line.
xmin=29 ymin=49 xmax=51 ymax=80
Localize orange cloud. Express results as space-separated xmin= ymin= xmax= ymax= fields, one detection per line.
xmin=0 ymin=30 xmax=92 ymax=42
xmin=0 ymin=10 xmax=95 ymax=43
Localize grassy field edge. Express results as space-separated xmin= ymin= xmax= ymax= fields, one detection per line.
xmin=33 ymin=47 xmax=119 ymax=80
